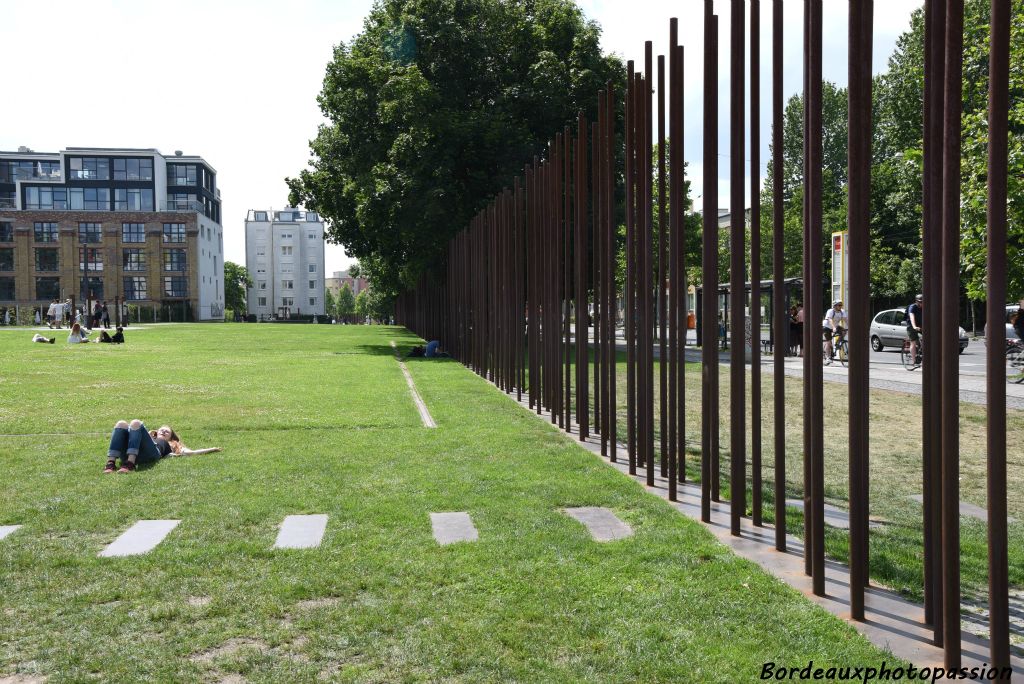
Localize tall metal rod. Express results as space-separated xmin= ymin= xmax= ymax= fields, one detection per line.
xmin=644 ymin=44 xmax=655 ymax=487
xmin=801 ymin=0 xmax=813 ymax=579
xmin=729 ymin=0 xmax=746 ymax=537
xmin=564 ymin=126 xmax=573 ymax=434
xmin=847 ymin=0 xmax=873 ymax=621
xmin=674 ymin=42 xmax=686 ymax=488
xmin=625 ymin=63 xmax=637 ymax=476
xmin=658 ymin=52 xmax=668 ymax=479
xmin=576 ymin=113 xmax=590 ymax=440
xmin=605 ymin=82 xmax=617 ymax=464
xmin=750 ymin=0 xmax=763 ymax=528
xmin=986 ymin=0 xmax=1010 ymax=673
xmin=592 ymin=116 xmax=602 ymax=451
xmin=771 ymin=0 xmax=786 ymax=553
xmin=668 ymin=18 xmax=680 ymax=501
xmin=701 ymin=4 xmax=719 ymax=520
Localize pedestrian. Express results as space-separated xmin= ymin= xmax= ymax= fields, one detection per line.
xmin=101 ymin=301 xmax=110 ymax=328
xmin=3 ymin=308 xmax=10 ymax=326
xmin=92 ymin=300 xmax=102 ymax=329
xmin=46 ymin=299 xmax=57 ymax=328
xmin=795 ymin=303 xmax=805 ymax=357
xmin=788 ymin=306 xmax=800 ymax=356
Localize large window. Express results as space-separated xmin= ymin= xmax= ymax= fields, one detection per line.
xmin=163 ymin=276 xmax=187 ymax=297
xmin=309 ymin=297 xmax=316 ymax=307
xmin=69 ymin=157 xmax=109 ymax=180
xmin=308 ymin=263 xmax=317 ymax=273
xmin=257 ymin=296 xmax=267 ymax=307
xmin=0 ymin=277 xmax=14 ymax=300
xmin=78 ymin=222 xmax=102 ymax=243
xmin=163 ymin=249 xmax=186 ymax=272
xmin=282 ymin=280 xmax=293 ymax=290
xmin=114 ymin=188 xmax=154 ymax=212
xmin=124 ymin=276 xmax=147 ymax=301
xmin=168 ymin=164 xmax=196 ymax=186
xmin=82 ymin=276 xmax=103 ymax=300
xmin=34 ymin=222 xmax=58 ymax=243
xmin=69 ymin=187 xmax=110 ymax=210
xmin=122 ymin=222 xmax=146 ymax=243
xmin=162 ymin=223 xmax=185 ymax=243
xmin=0 ymin=248 xmax=13 ymax=271
xmin=24 ymin=187 xmax=68 ymax=209
xmin=258 ymin=281 xmax=266 ymax=290
xmin=167 ymin=193 xmax=196 ymax=211
xmin=34 ymin=248 xmax=59 ymax=272
xmin=308 ymin=280 xmax=316 ymax=290
xmin=123 ymin=248 xmax=146 ymax=271
xmin=282 ymin=297 xmax=294 ymax=307
xmin=113 ymin=157 xmax=153 ymax=181
xmin=79 ymin=247 xmax=104 ymax=272
xmin=281 ymin=246 xmax=292 ymax=256
xmin=0 ymin=222 xmax=12 ymax=242
xmin=0 ymin=191 xmax=15 ymax=208
xmin=36 ymin=276 xmax=60 ymax=300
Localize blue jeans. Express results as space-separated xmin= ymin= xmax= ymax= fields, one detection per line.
xmin=107 ymin=423 xmax=162 ymax=465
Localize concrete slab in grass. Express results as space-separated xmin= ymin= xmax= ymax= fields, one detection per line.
xmin=99 ymin=520 xmax=180 ymax=557
xmin=908 ymin=494 xmax=1015 ymax=523
xmin=430 ymin=512 xmax=478 ymax=545
xmin=0 ymin=525 xmax=22 ymax=541
xmin=784 ymin=499 xmax=884 ymax=530
xmin=274 ymin=514 xmax=328 ymax=549
xmin=564 ymin=507 xmax=633 ymax=542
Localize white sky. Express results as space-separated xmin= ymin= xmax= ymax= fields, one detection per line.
xmin=0 ymin=0 xmax=918 ymax=275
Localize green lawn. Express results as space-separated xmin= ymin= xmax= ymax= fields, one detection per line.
xmin=1 ymin=324 xmax=900 ymax=682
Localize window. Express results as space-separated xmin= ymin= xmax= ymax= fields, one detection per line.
xmin=121 ymin=223 xmax=146 ymax=243
xmin=257 ymin=296 xmax=267 ymax=307
xmin=258 ymin=281 xmax=266 ymax=290
xmin=0 ymin=222 xmax=12 ymax=242
xmin=124 ymin=276 xmax=147 ymax=301
xmin=24 ymin=187 xmax=68 ymax=209
xmin=281 ymin=246 xmax=292 ymax=256
xmin=306 ymin=213 xmax=319 ymax=221
xmin=308 ymin=280 xmax=316 ymax=290
xmin=256 ymin=246 xmax=265 ymax=256
xmin=162 ymin=223 xmax=186 ymax=243
xmin=69 ymin=157 xmax=109 ymax=180
xmin=308 ymin=263 xmax=317 ymax=273
xmin=163 ymin=276 xmax=187 ymax=297
xmin=282 ymin=280 xmax=293 ymax=290
xmin=34 ymin=248 xmax=58 ymax=272
xmin=78 ymin=223 xmax=102 ymax=243
xmin=256 ymin=267 xmax=265 ymax=275
xmin=113 ymin=157 xmax=153 ymax=180
xmin=114 ymin=188 xmax=154 ymax=211
xmin=0 ymin=191 xmax=14 ymax=208
xmin=36 ymin=276 xmax=60 ymax=300
xmin=253 ymin=211 xmax=268 ymax=221
xmin=79 ymin=247 xmax=104 ymax=272
xmin=281 ymin=265 xmax=292 ymax=274
xmin=82 ymin=276 xmax=103 ymax=300
xmin=123 ymin=248 xmax=146 ymax=271
xmin=0 ymin=248 xmax=13 ymax=271
xmin=309 ymin=297 xmax=316 ymax=307
xmin=308 ymin=232 xmax=318 ymax=239
xmin=168 ymin=164 xmax=197 ymax=186
xmin=168 ymin=193 xmax=196 ymax=211
xmin=0 ymin=277 xmax=14 ymax=300
xmin=69 ymin=187 xmax=110 ymax=210
xmin=34 ymin=222 xmax=58 ymax=243
xmin=163 ymin=249 xmax=186 ymax=272
xmin=282 ymin=297 xmax=294 ymax=307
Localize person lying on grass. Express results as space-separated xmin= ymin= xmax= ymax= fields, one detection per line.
xmin=31 ymin=333 xmax=55 ymax=344
xmin=103 ymin=421 xmax=221 ymax=474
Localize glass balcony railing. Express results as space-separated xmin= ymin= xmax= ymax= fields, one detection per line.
xmin=14 ymin=168 xmax=63 ymax=182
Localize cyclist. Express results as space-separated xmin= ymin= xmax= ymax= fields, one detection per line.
xmin=907 ymin=294 xmax=923 ymax=366
xmin=822 ymin=301 xmax=847 ymax=363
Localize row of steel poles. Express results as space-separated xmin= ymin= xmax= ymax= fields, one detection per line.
xmin=394 ymin=1 xmax=1012 ymax=674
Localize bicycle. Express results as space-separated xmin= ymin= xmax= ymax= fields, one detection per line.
xmin=901 ymin=335 xmax=923 ymax=371
xmin=1007 ymin=340 xmax=1024 ymax=384
xmin=822 ymin=328 xmax=849 ymax=367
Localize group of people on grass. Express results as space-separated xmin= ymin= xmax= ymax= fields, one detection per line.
xmin=32 ymin=323 xmax=125 ymax=345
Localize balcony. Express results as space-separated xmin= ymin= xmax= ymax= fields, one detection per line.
xmin=161 ymin=199 xmax=205 ymax=213
xmin=13 ymin=168 xmax=62 ymax=182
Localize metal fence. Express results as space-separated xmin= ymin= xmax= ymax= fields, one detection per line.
xmin=395 ymin=0 xmax=1012 ymax=675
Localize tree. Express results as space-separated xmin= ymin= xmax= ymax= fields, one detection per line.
xmin=337 ymin=283 xmax=356 ymax=321
xmin=287 ymin=0 xmax=625 ymax=296
xmin=223 ymin=261 xmax=253 ymax=320
xmin=325 ymin=287 xmax=337 ymax=320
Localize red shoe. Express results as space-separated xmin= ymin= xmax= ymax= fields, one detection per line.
xmin=117 ymin=462 xmax=136 ymax=473
xmin=103 ymin=460 xmax=117 ymax=474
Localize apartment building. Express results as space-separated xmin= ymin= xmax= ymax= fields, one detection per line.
xmin=325 ymin=269 xmax=368 ymax=300
xmin=244 ymin=208 xmax=325 ymax=319
xmin=0 ymin=146 xmax=225 ymax=320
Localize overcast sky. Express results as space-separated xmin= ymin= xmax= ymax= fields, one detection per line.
xmin=0 ymin=0 xmax=919 ymax=275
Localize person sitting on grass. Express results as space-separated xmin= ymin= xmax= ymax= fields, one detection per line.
xmin=104 ymin=422 xmax=221 ymax=473
xmin=31 ymin=333 xmax=55 ymax=344
xmin=424 ymin=340 xmax=450 ymax=358
xmin=67 ymin=322 xmax=89 ymax=344
xmin=97 ymin=327 xmax=125 ymax=344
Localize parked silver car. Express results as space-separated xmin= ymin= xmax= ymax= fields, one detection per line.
xmin=869 ymin=308 xmax=968 ymax=353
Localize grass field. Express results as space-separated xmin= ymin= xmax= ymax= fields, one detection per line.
xmin=0 ymin=323 xmax=900 ymax=683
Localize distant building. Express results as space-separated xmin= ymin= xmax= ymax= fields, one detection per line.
xmin=0 ymin=146 xmax=224 ymax=320
xmin=244 ymin=208 xmax=325 ymax=319
xmin=325 ymin=269 xmax=368 ymax=300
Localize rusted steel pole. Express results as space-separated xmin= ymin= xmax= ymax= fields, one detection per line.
xmin=658 ymin=52 xmax=668 ymax=479
xmin=626 ymin=63 xmax=637 ymax=475
xmin=592 ymin=115 xmax=603 ymax=449
xmin=674 ymin=43 xmax=685 ymax=489
xmin=986 ymin=0 xmax=1010 ymax=673
xmin=668 ymin=19 xmax=680 ymax=501
xmin=847 ymin=0 xmax=873 ymax=621
xmin=605 ymin=82 xmax=618 ymax=463
xmin=772 ymin=0 xmax=786 ymax=553
xmin=750 ymin=0 xmax=763 ymax=529
xmin=577 ymin=113 xmax=590 ymax=440
xmin=729 ymin=0 xmax=746 ymax=537
xmin=701 ymin=5 xmax=719 ymax=521
xmin=644 ymin=43 xmax=655 ymax=487
xmin=922 ymin=0 xmax=944 ymax=637
xmin=801 ymin=0 xmax=813 ymax=579
xmin=515 ymin=175 xmax=524 ymax=402
xmin=564 ymin=126 xmax=573 ymax=434
xmin=940 ymin=0 xmax=963 ymax=667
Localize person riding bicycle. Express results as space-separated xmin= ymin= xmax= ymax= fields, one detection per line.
xmin=822 ymin=301 xmax=847 ymax=362
xmin=907 ymin=294 xmax=923 ymax=366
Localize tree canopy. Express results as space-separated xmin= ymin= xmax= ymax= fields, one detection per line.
xmin=287 ymin=0 xmax=624 ymax=296
xmin=223 ymin=261 xmax=253 ymax=319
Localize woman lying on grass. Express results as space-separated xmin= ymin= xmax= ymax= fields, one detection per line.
xmin=103 ymin=421 xmax=221 ymax=473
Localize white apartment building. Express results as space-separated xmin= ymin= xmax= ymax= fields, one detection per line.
xmin=244 ymin=207 xmax=325 ymax=319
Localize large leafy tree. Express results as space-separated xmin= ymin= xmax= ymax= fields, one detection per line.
xmin=287 ymin=0 xmax=624 ymax=296
xmin=223 ymin=261 xmax=253 ymax=319
xmin=337 ymin=283 xmax=356 ymax=321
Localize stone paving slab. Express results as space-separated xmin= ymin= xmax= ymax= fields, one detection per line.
xmin=99 ymin=520 xmax=180 ymax=557
xmin=784 ymin=498 xmax=884 ymax=530
xmin=908 ymin=494 xmax=1016 ymax=523
xmin=273 ymin=514 xmax=328 ymax=549
xmin=0 ymin=525 xmax=22 ymax=541
xmin=430 ymin=512 xmax=479 ymax=545
xmin=564 ymin=507 xmax=633 ymax=542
